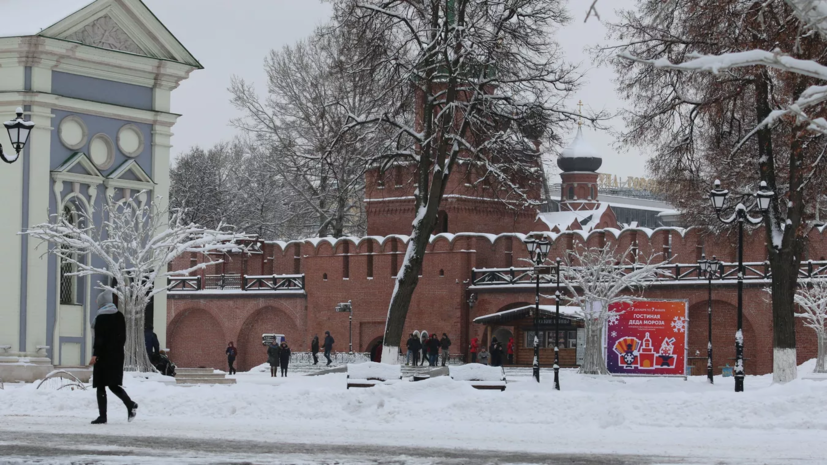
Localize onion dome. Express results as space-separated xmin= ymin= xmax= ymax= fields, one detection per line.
xmin=557 ymin=126 xmax=602 ymax=173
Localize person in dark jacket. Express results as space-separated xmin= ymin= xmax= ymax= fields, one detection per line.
xmin=405 ymin=334 xmax=415 ymax=366
xmin=323 ymin=331 xmax=334 ymax=366
xmin=226 ymin=342 xmax=237 ymax=375
xmin=90 ymin=290 xmax=137 ymax=425
xmin=279 ymin=341 xmax=291 ymax=377
xmin=427 ymin=334 xmax=440 ymax=366
xmin=267 ymin=339 xmax=280 ymax=377
xmin=144 ymin=326 xmax=160 ymax=361
xmin=411 ymin=334 xmax=422 ymax=366
xmin=440 ymin=333 xmax=452 ymax=366
xmin=420 ymin=333 xmax=428 ymax=366
xmin=311 ymin=335 xmax=320 ymax=365
xmin=489 ymin=338 xmax=500 ymax=367
xmin=492 ymin=342 xmax=505 ymax=367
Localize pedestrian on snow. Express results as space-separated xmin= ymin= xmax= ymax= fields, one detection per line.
xmin=405 ymin=334 xmax=415 ymax=366
xmin=323 ymin=331 xmax=334 ymax=366
xmin=226 ymin=342 xmax=237 ymax=375
xmin=279 ymin=341 xmax=291 ymax=377
xmin=411 ymin=334 xmax=422 ymax=366
xmin=144 ymin=325 xmax=159 ymax=361
xmin=507 ymin=337 xmax=515 ymax=365
xmin=479 ymin=347 xmax=489 ymax=365
xmin=310 ymin=335 xmax=320 ymax=365
xmin=267 ymin=339 xmax=280 ymax=377
xmin=493 ymin=342 xmax=505 ymax=367
xmin=469 ymin=337 xmax=479 ymax=363
xmin=440 ymin=333 xmax=452 ymax=366
xmin=427 ymin=334 xmax=440 ymax=366
xmin=90 ymin=290 xmax=138 ymax=425
xmin=489 ymin=337 xmax=499 ymax=366
xmin=420 ymin=333 xmax=428 ymax=366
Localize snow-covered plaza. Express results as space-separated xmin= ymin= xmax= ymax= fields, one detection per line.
xmin=1 ymin=362 xmax=825 ymax=464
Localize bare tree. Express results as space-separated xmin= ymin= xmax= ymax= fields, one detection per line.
xmin=602 ymin=0 xmax=827 ymax=383
xmin=24 ymin=195 xmax=250 ymax=372
xmin=230 ymin=25 xmax=374 ymax=238
xmin=794 ymin=280 xmax=827 ymax=373
xmin=333 ymin=0 xmax=590 ymax=362
xmin=558 ymin=244 xmax=666 ymax=375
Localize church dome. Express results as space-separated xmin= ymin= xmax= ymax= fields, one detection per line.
xmin=557 ymin=126 xmax=602 ymax=173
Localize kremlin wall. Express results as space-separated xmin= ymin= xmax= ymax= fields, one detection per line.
xmin=166 ymin=128 xmax=826 ymax=376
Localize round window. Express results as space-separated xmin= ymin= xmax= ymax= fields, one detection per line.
xmin=117 ymin=124 xmax=144 ymax=157
xmin=89 ymin=134 xmax=115 ymax=170
xmin=59 ymin=116 xmax=88 ymax=150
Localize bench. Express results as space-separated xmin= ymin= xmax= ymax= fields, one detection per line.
xmin=346 ymin=362 xmax=402 ymax=389
xmin=449 ymin=364 xmax=507 ymax=391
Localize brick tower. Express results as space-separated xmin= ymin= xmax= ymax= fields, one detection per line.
xmin=557 ymin=125 xmax=602 ymax=211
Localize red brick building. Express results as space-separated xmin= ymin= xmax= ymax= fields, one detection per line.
xmin=166 ymin=128 xmax=825 ymax=374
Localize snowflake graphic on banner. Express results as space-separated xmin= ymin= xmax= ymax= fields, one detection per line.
xmin=611 ymin=331 xmax=617 ymax=338
xmin=671 ymin=316 xmax=686 ymax=333
xmin=608 ymin=313 xmax=620 ymax=326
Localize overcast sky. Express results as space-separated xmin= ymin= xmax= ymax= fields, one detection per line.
xmin=146 ymin=0 xmax=644 ymax=182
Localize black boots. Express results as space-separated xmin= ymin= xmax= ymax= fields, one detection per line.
xmin=128 ymin=402 xmax=138 ymax=422
xmin=91 ymin=416 xmax=107 ymax=424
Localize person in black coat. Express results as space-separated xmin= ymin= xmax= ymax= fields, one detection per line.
xmin=323 ymin=331 xmax=334 ymax=366
xmin=411 ymin=335 xmax=422 ymax=366
xmin=427 ymin=334 xmax=440 ymax=366
xmin=279 ymin=341 xmax=291 ymax=377
xmin=311 ymin=335 xmax=320 ymax=365
xmin=90 ymin=291 xmax=137 ymax=425
xmin=440 ymin=333 xmax=452 ymax=366
xmin=144 ymin=326 xmax=160 ymax=361
xmin=267 ymin=340 xmax=280 ymax=377
xmin=226 ymin=342 xmax=237 ymax=375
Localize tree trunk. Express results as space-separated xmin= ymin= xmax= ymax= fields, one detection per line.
xmin=123 ymin=300 xmax=155 ymax=373
xmin=381 ymin=206 xmax=439 ymax=363
xmin=816 ymin=331 xmax=826 ymax=374
xmin=769 ymin=257 xmax=799 ymax=382
xmin=579 ymin=317 xmax=609 ymax=375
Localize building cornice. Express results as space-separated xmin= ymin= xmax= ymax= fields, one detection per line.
xmin=0 ymin=92 xmax=180 ymax=127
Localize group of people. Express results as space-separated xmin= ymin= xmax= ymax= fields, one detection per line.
xmin=310 ymin=331 xmax=335 ymax=366
xmin=469 ymin=337 xmax=514 ymax=367
xmin=266 ymin=339 xmax=292 ymax=377
xmin=405 ymin=333 xmax=452 ymax=367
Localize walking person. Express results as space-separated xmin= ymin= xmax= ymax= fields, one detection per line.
xmin=406 ymin=334 xmax=415 ymax=366
xmin=489 ymin=337 xmax=499 ymax=366
xmin=226 ymin=342 xmax=237 ymax=375
xmin=323 ymin=331 xmax=334 ymax=366
xmin=507 ymin=337 xmax=515 ymax=365
xmin=279 ymin=341 xmax=291 ymax=377
xmin=494 ymin=342 xmax=505 ymax=367
xmin=144 ymin=325 xmax=159 ymax=361
xmin=440 ymin=333 xmax=452 ymax=366
xmin=420 ymin=333 xmax=428 ymax=366
xmin=412 ymin=334 xmax=422 ymax=366
xmin=89 ymin=290 xmax=138 ymax=425
xmin=311 ymin=335 xmax=320 ymax=365
xmin=427 ymin=334 xmax=440 ymax=366
xmin=267 ymin=338 xmax=280 ymax=377
xmin=470 ymin=337 xmax=479 ymax=363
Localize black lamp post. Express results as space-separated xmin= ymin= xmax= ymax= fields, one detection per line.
xmin=525 ymin=237 xmax=550 ymax=383
xmin=698 ymin=254 xmax=723 ymax=384
xmin=1 ymin=108 xmax=35 ymax=164
xmin=709 ymin=180 xmax=773 ymax=392
xmin=553 ymin=257 xmax=562 ymax=391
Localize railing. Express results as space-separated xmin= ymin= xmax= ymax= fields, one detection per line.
xmin=471 ymin=260 xmax=827 ymax=287
xmin=168 ymin=273 xmax=305 ymax=293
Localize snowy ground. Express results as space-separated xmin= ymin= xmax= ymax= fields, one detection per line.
xmin=1 ymin=361 xmax=826 ymax=464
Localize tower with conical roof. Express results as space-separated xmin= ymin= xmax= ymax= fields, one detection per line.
xmin=557 ymin=117 xmax=602 ymax=211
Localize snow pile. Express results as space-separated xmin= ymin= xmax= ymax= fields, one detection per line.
xmin=449 ymin=363 xmax=506 ymax=382
xmin=347 ymin=362 xmax=401 ymax=380
xmin=560 ymin=126 xmax=600 ymax=159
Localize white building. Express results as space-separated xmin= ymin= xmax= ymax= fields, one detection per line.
xmin=0 ymin=0 xmax=200 ymax=381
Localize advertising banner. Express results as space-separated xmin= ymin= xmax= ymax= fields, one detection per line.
xmin=605 ymin=300 xmax=688 ymax=376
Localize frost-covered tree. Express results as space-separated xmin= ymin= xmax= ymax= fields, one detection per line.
xmin=602 ymin=0 xmax=827 ymax=383
xmin=333 ymin=0 xmax=594 ymax=362
xmin=558 ymin=244 xmax=666 ymax=375
xmin=794 ymin=280 xmax=827 ymax=373
xmin=230 ymin=25 xmax=374 ymax=238
xmin=24 ymin=194 xmax=250 ymax=372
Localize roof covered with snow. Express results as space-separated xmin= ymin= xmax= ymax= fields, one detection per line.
xmin=473 ymin=305 xmax=583 ymax=324
xmin=537 ymin=202 xmax=611 ymax=233
xmin=560 ymin=127 xmax=600 ymax=160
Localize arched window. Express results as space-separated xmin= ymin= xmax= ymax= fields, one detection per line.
xmin=439 ymin=269 xmax=444 ymax=277
xmin=323 ymin=273 xmax=328 ymax=281
xmin=435 ymin=210 xmax=449 ymax=234
xmin=567 ymin=186 xmax=575 ymax=200
xmin=59 ymin=205 xmax=77 ymax=305
xmin=590 ymin=185 xmax=595 ymax=199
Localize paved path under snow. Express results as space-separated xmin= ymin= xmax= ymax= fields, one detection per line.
xmin=0 ymin=430 xmax=682 ymax=465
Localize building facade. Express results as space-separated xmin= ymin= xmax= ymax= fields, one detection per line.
xmin=0 ymin=0 xmax=200 ymax=381
xmin=166 ymin=128 xmax=826 ymax=375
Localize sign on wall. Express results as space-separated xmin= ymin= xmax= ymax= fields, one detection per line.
xmin=605 ymin=301 xmax=687 ymax=376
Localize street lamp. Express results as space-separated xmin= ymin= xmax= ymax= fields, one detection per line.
xmin=698 ymin=254 xmax=723 ymax=385
xmin=553 ymin=257 xmax=562 ymax=391
xmin=1 ymin=108 xmax=35 ymax=164
xmin=708 ymin=180 xmax=773 ymax=392
xmin=525 ymin=236 xmax=550 ymax=383
xmin=335 ymin=301 xmax=353 ymax=354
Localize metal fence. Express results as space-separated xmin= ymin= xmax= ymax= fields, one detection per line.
xmin=168 ymin=274 xmax=305 ymax=293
